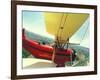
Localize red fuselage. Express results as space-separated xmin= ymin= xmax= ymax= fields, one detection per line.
xmin=22 ymin=29 xmax=74 ymax=66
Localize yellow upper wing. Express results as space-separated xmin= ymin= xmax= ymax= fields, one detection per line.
xmin=44 ymin=12 xmax=89 ymax=42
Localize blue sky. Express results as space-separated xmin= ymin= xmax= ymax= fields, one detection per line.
xmin=22 ymin=11 xmax=54 ymax=38
xmin=70 ymin=18 xmax=89 ymax=48
xmin=22 ymin=11 xmax=89 ymax=48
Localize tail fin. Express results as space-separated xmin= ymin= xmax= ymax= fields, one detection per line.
xmin=22 ymin=28 xmax=26 ymax=39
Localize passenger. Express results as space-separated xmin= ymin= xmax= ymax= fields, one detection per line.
xmin=72 ymin=49 xmax=77 ymax=61
xmin=42 ymin=42 xmax=46 ymax=45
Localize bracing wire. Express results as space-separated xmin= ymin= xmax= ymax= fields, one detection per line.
xmin=80 ymin=21 xmax=89 ymax=44
xmin=60 ymin=14 xmax=69 ymax=48
xmin=56 ymin=13 xmax=69 ymax=48
xmin=57 ymin=13 xmax=64 ymax=36
xmin=56 ymin=13 xmax=64 ymax=48
xmin=59 ymin=14 xmax=68 ymax=41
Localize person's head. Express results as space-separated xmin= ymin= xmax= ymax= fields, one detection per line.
xmin=42 ymin=42 xmax=45 ymax=45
